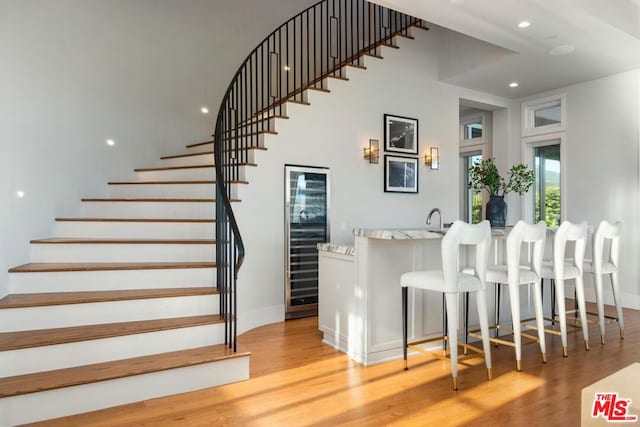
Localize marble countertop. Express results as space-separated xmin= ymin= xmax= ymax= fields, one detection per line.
xmin=353 ymin=227 xmax=510 ymax=240
xmin=353 ymin=228 xmax=445 ymax=240
xmin=317 ymin=243 xmax=355 ymax=256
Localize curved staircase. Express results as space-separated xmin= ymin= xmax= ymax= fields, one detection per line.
xmin=0 ymin=140 xmax=253 ymax=425
xmin=0 ymin=0 xmax=427 ymax=424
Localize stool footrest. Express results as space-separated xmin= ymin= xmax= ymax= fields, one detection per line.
xmin=407 ymin=336 xmax=484 ymax=362
xmin=469 ymin=325 xmax=539 ymax=348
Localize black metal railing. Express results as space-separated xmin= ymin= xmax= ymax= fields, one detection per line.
xmin=213 ymin=0 xmax=423 ymax=351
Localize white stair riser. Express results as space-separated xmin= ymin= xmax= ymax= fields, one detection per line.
xmin=135 ymin=167 xmax=217 ymax=181
xmin=0 ymin=324 xmax=223 ymax=377
xmin=108 ymin=183 xmax=219 ymax=199
xmin=82 ymin=201 xmax=216 ymax=219
xmin=0 ymin=294 xmax=219 ymax=332
xmin=9 ymin=268 xmax=215 ymax=293
xmin=30 ymin=242 xmax=216 ymax=263
xmin=162 ymin=150 xmax=259 ymax=168
xmin=54 ymin=221 xmax=215 ymax=239
xmin=0 ymin=352 xmax=248 ymax=425
xmin=161 ymin=153 xmax=215 ymax=167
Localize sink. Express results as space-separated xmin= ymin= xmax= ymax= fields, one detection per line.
xmin=426 ymin=228 xmax=447 ymax=235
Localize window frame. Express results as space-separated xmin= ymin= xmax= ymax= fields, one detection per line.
xmin=460 ymin=150 xmax=485 ymax=223
xmin=522 ymin=132 xmax=566 ymax=225
xmin=460 ymin=113 xmax=485 ymax=144
xmin=521 ymin=93 xmax=567 ymax=137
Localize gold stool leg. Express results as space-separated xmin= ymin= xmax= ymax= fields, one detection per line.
xmin=487 ymin=368 xmax=493 ymax=380
xmin=585 ymin=340 xmax=590 ymax=351
xmin=563 ymin=346 xmax=568 ymax=357
xmin=452 ymin=377 xmax=458 ymax=391
xmin=516 ymin=360 xmax=522 ymax=372
xmin=600 ymin=335 xmax=605 ymax=345
xmin=542 ymin=352 xmax=547 ymax=364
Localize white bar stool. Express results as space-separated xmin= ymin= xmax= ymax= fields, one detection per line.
xmin=484 ymin=220 xmax=547 ymax=371
xmin=583 ymin=220 xmax=624 ymax=343
xmin=539 ymin=220 xmax=589 ymax=356
xmin=401 ymin=220 xmax=492 ymax=391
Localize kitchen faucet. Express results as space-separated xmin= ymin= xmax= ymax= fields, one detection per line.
xmin=426 ymin=208 xmax=443 ymax=232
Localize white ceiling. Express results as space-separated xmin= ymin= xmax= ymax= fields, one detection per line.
xmin=373 ymin=0 xmax=640 ymax=98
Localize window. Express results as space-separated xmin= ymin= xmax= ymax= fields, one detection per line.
xmin=460 ymin=114 xmax=484 ymax=143
xmin=462 ymin=153 xmax=483 ymax=223
xmin=533 ymin=143 xmax=561 ymax=226
xmin=522 ymin=94 xmax=566 ymax=137
xmin=464 ymin=121 xmax=483 ymax=140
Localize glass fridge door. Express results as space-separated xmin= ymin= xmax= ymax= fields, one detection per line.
xmin=285 ymin=165 xmax=330 ymax=319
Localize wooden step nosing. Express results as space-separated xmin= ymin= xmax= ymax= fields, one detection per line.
xmin=160 ymin=151 xmax=214 ymax=160
xmin=107 ymin=180 xmax=248 ymax=185
xmin=81 ymin=198 xmax=232 ymax=203
xmin=8 ymin=262 xmax=217 ymax=273
xmin=55 ymin=218 xmax=216 ymax=223
xmin=0 ymin=315 xmax=225 ymax=352
xmin=0 ymin=346 xmax=250 ymax=397
xmin=134 ymin=164 xmax=215 ymax=172
xmin=0 ymin=287 xmax=219 ymax=309
xmin=108 ymin=180 xmax=215 ymax=185
xmin=29 ymin=238 xmax=217 ymax=245
xmin=186 ymin=140 xmax=214 ymax=149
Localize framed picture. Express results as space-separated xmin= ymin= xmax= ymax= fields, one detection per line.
xmin=384 ymin=114 xmax=418 ymax=155
xmin=384 ymin=155 xmax=418 ymax=193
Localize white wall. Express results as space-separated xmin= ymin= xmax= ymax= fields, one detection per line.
xmin=0 ymin=0 xmax=319 ymax=294
xmin=233 ymin=27 xmax=513 ymax=333
xmin=508 ymin=70 xmax=640 ymax=308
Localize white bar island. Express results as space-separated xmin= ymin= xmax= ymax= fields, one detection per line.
xmin=318 ymin=229 xmax=448 ymax=366
xmin=318 ymin=227 xmax=510 ymax=366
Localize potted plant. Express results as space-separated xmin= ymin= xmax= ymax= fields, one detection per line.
xmin=468 ymin=158 xmax=535 ymax=227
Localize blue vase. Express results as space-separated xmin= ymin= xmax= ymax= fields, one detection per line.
xmin=486 ymin=195 xmax=507 ymax=227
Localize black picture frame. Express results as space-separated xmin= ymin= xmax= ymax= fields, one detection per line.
xmin=384 ymin=155 xmax=419 ymax=193
xmin=384 ymin=114 xmax=419 ymax=155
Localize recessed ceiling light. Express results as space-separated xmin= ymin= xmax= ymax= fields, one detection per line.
xmin=518 ymin=21 xmax=530 ymax=28
xmin=284 ymin=65 xmax=291 ymax=71
xmin=106 ymin=139 xmax=115 ymax=146
xmin=509 ymin=82 xmax=519 ymax=88
xmin=200 ymin=107 xmax=209 ymax=114
xmin=549 ymin=44 xmax=575 ymax=56
xmin=16 ymin=190 xmax=25 ymax=198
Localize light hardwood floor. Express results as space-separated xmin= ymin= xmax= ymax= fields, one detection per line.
xmin=34 ymin=304 xmax=639 ymax=426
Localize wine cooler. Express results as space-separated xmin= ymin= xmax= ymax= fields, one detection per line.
xmin=284 ymin=165 xmax=330 ymax=319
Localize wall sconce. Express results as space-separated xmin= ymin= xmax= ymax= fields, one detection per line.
xmin=364 ymin=139 xmax=380 ymax=164
xmin=425 ymin=147 xmax=439 ymax=169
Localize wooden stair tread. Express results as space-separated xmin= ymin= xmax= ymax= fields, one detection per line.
xmin=107 ymin=180 xmax=248 ymax=185
xmin=0 ymin=287 xmax=218 ymax=309
xmin=81 ymin=198 xmax=241 ymax=203
xmin=162 ymin=147 xmax=266 ymax=160
xmin=134 ymin=164 xmax=214 ymax=172
xmin=237 ymin=114 xmax=289 ymax=127
xmin=0 ymin=315 xmax=224 ymax=352
xmin=30 ymin=238 xmax=216 ymax=244
xmin=109 ymin=180 xmax=214 ymax=185
xmin=9 ymin=262 xmax=216 ymax=273
xmin=186 ymin=140 xmax=214 ymax=149
xmin=161 ymin=151 xmax=215 ymax=160
xmin=134 ymin=163 xmax=255 ymax=172
xmin=0 ymin=344 xmax=249 ymax=397
xmin=55 ymin=218 xmax=216 ymax=223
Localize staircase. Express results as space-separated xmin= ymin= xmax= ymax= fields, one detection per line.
xmin=0 ymin=143 xmax=251 ymax=426
xmin=0 ymin=1 xmax=426 ymax=424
